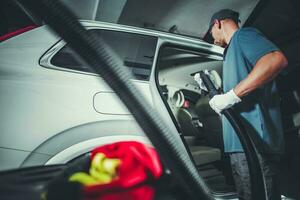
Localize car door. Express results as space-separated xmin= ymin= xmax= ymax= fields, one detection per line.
xmin=18 ymin=25 xmax=161 ymax=169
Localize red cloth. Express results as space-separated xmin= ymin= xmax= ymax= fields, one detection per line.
xmin=84 ymin=141 xmax=163 ymax=199
xmin=85 ymin=185 xmax=155 ymax=200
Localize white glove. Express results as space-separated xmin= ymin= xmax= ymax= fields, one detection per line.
xmin=209 ymin=89 xmax=241 ymax=114
xmin=194 ymin=73 xmax=208 ymax=92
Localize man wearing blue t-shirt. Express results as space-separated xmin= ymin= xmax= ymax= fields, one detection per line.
xmin=204 ymin=9 xmax=288 ymax=199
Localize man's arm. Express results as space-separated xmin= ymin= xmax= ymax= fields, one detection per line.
xmin=233 ymin=51 xmax=288 ymax=98
xmin=207 ymin=51 xmax=288 ymax=115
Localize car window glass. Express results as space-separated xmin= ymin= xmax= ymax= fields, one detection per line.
xmin=51 ymin=29 xmax=157 ymax=81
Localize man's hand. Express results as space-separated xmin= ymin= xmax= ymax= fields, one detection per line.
xmin=194 ymin=73 xmax=208 ymax=92
xmin=209 ymin=89 xmax=241 ymax=114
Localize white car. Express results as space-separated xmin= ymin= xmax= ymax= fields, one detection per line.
xmin=0 ymin=20 xmax=224 ymax=170
xmin=1 ymin=19 xmax=300 ymax=199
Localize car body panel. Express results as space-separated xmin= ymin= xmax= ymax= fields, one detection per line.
xmin=44 ymin=135 xmax=151 ymax=165
xmin=0 ymin=148 xmax=51 ymax=171
xmin=0 ymin=20 xmax=224 ymax=171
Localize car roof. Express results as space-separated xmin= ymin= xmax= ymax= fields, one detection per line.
xmin=80 ymin=20 xmax=224 ymax=55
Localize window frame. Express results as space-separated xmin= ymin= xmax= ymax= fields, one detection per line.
xmin=40 ymin=26 xmax=158 ymax=82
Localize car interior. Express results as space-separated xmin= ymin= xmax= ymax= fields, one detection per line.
xmin=156 ymin=46 xmax=236 ymax=193
xmin=155 ymin=43 xmax=300 ymax=197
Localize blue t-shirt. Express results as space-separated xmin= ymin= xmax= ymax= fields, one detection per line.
xmin=222 ymin=27 xmax=284 ymax=154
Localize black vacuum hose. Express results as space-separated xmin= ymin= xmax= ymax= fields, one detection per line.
xmin=199 ymin=71 xmax=266 ymax=199
xmin=15 ymin=0 xmax=214 ymax=199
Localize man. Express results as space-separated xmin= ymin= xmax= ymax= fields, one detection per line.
xmin=198 ymin=9 xmax=288 ymax=200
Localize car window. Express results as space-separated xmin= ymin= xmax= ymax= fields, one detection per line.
xmin=51 ymin=29 xmax=157 ymax=81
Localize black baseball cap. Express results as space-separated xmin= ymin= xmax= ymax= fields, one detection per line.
xmin=208 ymin=9 xmax=240 ymax=33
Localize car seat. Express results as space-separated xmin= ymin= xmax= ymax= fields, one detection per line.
xmin=194 ymin=95 xmax=224 ymax=150
xmin=174 ymin=91 xmax=221 ymax=166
